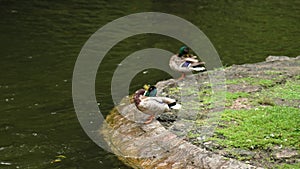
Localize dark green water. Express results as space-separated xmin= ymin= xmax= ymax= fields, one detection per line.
xmin=0 ymin=0 xmax=299 ymax=168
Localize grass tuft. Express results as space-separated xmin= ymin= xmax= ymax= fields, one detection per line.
xmin=263 ymin=80 xmax=300 ymax=100
xmin=226 ymin=77 xmax=275 ymax=87
xmin=214 ymin=106 xmax=300 ymax=150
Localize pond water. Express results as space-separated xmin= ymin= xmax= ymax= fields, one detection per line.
xmin=0 ymin=0 xmax=299 ymax=168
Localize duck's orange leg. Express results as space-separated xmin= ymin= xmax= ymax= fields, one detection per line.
xmin=144 ymin=115 xmax=155 ymax=124
xmin=177 ymin=73 xmax=186 ymax=81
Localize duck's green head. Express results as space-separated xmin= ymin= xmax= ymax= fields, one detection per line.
xmin=179 ymin=46 xmax=189 ymax=57
xmin=144 ymin=85 xmax=157 ymax=97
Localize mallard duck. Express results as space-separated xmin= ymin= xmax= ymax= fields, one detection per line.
xmin=169 ymin=46 xmax=205 ymax=80
xmin=134 ymin=89 xmax=181 ymax=124
xmin=143 ymin=84 xmax=157 ymax=97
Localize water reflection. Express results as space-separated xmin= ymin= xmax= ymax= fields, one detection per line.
xmin=0 ymin=0 xmax=299 ymax=168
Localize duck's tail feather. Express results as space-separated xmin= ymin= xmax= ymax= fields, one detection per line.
xmin=190 ymin=67 xmax=206 ymax=71
xmin=168 ymin=102 xmax=182 ymax=109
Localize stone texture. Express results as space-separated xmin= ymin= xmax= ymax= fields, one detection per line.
xmin=265 ymin=55 xmax=291 ymax=62
xmin=274 ymin=149 xmax=299 ymax=159
xmin=102 ymin=102 xmax=262 ymax=169
xmin=101 ymin=56 xmax=300 ymax=169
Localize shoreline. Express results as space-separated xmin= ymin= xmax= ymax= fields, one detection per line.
xmin=102 ymin=56 xmax=300 ymax=169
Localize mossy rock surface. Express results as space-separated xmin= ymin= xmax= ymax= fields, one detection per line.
xmin=103 ymin=56 xmax=300 ymax=169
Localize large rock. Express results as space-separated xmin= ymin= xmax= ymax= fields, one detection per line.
xmin=265 ymin=55 xmax=292 ymax=62
xmin=101 ymin=56 xmax=300 ymax=169
xmin=102 ymin=104 xmax=262 ymax=169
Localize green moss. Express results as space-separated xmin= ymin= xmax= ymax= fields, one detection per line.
xmin=256 ymin=96 xmax=275 ymax=106
xmin=167 ymin=87 xmax=181 ymax=95
xmin=226 ymin=92 xmax=250 ymax=100
xmin=264 ymin=79 xmax=300 ymax=100
xmin=249 ymin=78 xmax=300 ymax=108
xmin=214 ymin=106 xmax=300 ymax=150
xmin=257 ymin=79 xmax=277 ymax=87
xmin=275 ymin=163 xmax=300 ymax=169
xmin=198 ymin=87 xmax=213 ymax=107
xmin=226 ymin=77 xmax=275 ymax=87
xmin=265 ymin=70 xmax=283 ymax=75
xmin=182 ymin=87 xmax=199 ymax=96
xmin=187 ymin=131 xmax=201 ymax=139
xmin=225 ymin=92 xmax=250 ymax=106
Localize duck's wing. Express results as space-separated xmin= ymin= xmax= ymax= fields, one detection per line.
xmin=155 ymin=97 xmax=181 ymax=110
xmin=154 ymin=97 xmax=176 ymax=104
xmin=184 ymin=57 xmax=199 ymax=63
xmin=169 ymin=55 xmax=192 ymax=73
xmin=139 ymin=97 xmax=170 ymax=115
xmin=190 ymin=67 xmax=206 ymax=71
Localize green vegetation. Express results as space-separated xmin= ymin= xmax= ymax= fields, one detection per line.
xmin=206 ymin=76 xmax=300 ymax=167
xmin=252 ymin=78 xmax=300 ymax=107
xmin=198 ymin=88 xmax=213 ymax=107
xmin=225 ymin=91 xmax=250 ymax=106
xmin=226 ymin=78 xmax=300 ymax=107
xmin=187 ymin=131 xmax=201 ymax=139
xmin=276 ymin=163 xmax=300 ymax=169
xmin=226 ymin=92 xmax=250 ymax=100
xmin=167 ymin=87 xmax=181 ymax=95
xmin=214 ymin=106 xmax=300 ymax=150
xmin=226 ymin=77 xmax=276 ymax=87
xmin=164 ymin=65 xmax=300 ymax=168
xmin=262 ymin=80 xmax=300 ymax=100
xmin=265 ymin=70 xmax=283 ymax=75
xmin=256 ymin=96 xmax=275 ymax=106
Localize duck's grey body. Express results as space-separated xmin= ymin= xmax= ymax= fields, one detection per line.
xmin=137 ymin=97 xmax=175 ymax=116
xmin=134 ymin=89 xmax=181 ymax=123
xmin=169 ymin=54 xmax=192 ymax=73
